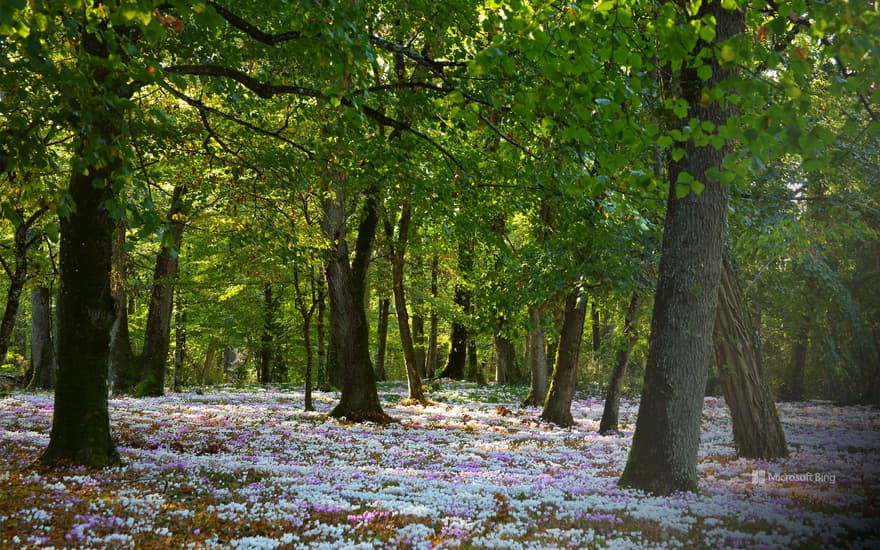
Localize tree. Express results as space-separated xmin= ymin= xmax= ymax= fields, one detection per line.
xmin=714 ymin=250 xmax=787 ymax=458
xmin=541 ymin=288 xmax=588 ymax=427
xmin=139 ymin=183 xmax=188 ymax=396
xmin=599 ymin=292 xmax=643 ymax=435
xmin=28 ymin=285 xmax=56 ymax=390
xmin=0 ymin=208 xmax=45 ymax=364
xmin=620 ymin=1 xmax=744 ymax=494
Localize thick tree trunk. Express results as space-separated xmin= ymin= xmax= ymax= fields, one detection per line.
xmin=42 ymin=138 xmax=120 ymax=468
xmin=389 ymin=201 xmax=426 ymax=403
xmin=109 ymin=220 xmax=136 ymax=394
xmin=440 ymin=241 xmax=473 ymax=380
xmin=541 ymin=290 xmax=588 ymax=427
xmin=523 ymin=306 xmax=548 ymax=406
xmin=599 ymin=292 xmax=642 ymax=435
xmin=494 ymin=329 xmax=516 ymax=386
xmin=28 ymin=285 xmax=56 ymax=391
xmin=714 ymin=252 xmax=788 ymax=458
xmin=323 ymin=185 xmax=390 ymax=422
xmin=138 ymin=184 xmax=187 ymax=396
xmin=374 ymin=297 xmax=391 ymax=381
xmin=619 ymin=1 xmax=742 ymax=495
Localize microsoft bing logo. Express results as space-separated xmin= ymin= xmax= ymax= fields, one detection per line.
xmin=748 ymin=469 xmax=836 ymax=485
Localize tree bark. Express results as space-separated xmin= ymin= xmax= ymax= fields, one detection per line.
xmin=323 ymin=184 xmax=390 ymax=422
xmin=523 ymin=306 xmax=549 ymax=406
xmin=619 ymin=1 xmax=743 ymax=495
xmin=109 ymin=220 xmax=136 ymax=394
xmin=260 ymin=283 xmax=275 ymax=385
xmin=293 ymin=265 xmax=319 ymax=411
xmin=316 ymin=272 xmax=328 ymax=390
xmin=591 ymin=301 xmax=601 ymax=354
xmin=389 ymin=200 xmax=426 ymax=403
xmin=714 ymin=252 xmax=788 ymax=458
xmin=426 ymin=255 xmax=439 ymax=378
xmin=0 ymin=209 xmax=44 ymax=364
xmin=172 ymin=287 xmax=185 ymax=392
xmin=138 ymin=184 xmax=187 ymax=396
xmin=541 ymin=289 xmax=588 ymax=427
xmin=440 ymin=241 xmax=473 ymax=380
xmin=788 ymin=328 xmax=808 ymax=401
xmin=374 ymin=297 xmax=391 ymax=381
xmin=599 ymin=292 xmax=642 ymax=435
xmin=28 ymin=285 xmax=56 ymax=391
xmin=42 ymin=123 xmax=120 ymax=467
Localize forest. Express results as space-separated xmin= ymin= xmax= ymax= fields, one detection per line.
xmin=1 ymin=0 xmax=878 ymax=547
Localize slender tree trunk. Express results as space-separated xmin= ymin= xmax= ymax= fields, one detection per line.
xmin=440 ymin=241 xmax=473 ymax=380
xmin=28 ymin=285 xmax=57 ymax=391
xmin=109 ymin=220 xmax=135 ymax=394
xmin=541 ymin=289 xmax=588 ymax=427
xmin=374 ymin=297 xmax=390 ymax=381
xmin=316 ymin=271 xmax=328 ymax=390
xmin=173 ymin=288 xmax=185 ymax=392
xmin=591 ymin=301 xmax=601 ymax=354
xmin=323 ymin=184 xmax=390 ymax=422
xmin=389 ymin=200 xmax=426 ymax=402
xmin=412 ymin=313 xmax=426 ymax=379
xmin=714 ymin=252 xmax=788 ymax=458
xmin=599 ymin=293 xmax=642 ymax=435
xmin=138 ymin=184 xmax=187 ymax=396
xmin=619 ymin=1 xmax=743 ymax=495
xmin=42 ymin=121 xmax=120 ymax=467
xmin=294 ymin=265 xmax=318 ymax=411
xmin=303 ymin=315 xmax=314 ymax=411
xmin=788 ymin=328 xmax=808 ymax=401
xmin=260 ymin=283 xmax=274 ymax=385
xmin=523 ymin=306 xmax=549 ymax=406
xmin=426 ymin=255 xmax=439 ymax=378
xmin=0 ymin=209 xmax=44 ymax=364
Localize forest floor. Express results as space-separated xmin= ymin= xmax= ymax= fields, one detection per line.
xmin=1 ymin=381 xmax=878 ymax=549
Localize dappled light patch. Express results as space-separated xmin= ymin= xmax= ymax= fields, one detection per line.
xmin=1 ymin=382 xmax=879 ymax=547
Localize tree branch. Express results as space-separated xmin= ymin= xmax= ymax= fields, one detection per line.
xmin=207 ymin=1 xmax=303 ymax=44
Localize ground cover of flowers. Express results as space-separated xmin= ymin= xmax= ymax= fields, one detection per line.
xmin=1 ymin=382 xmax=879 ymax=549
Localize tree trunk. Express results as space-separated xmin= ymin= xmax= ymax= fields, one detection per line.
xmin=138 ymin=184 xmax=187 ymax=396
xmin=323 ymin=184 xmax=390 ymax=422
xmin=619 ymin=1 xmax=743 ymax=495
xmin=494 ymin=330 xmax=516 ymax=385
xmin=316 ymin=269 xmax=328 ymax=390
xmin=42 ymin=132 xmax=120 ymax=468
xmin=294 ymin=265 xmax=319 ymax=411
xmin=426 ymin=255 xmax=439 ymax=378
xmin=788 ymin=328 xmax=808 ymax=401
xmin=173 ymin=288 xmax=185 ymax=392
xmin=599 ymin=292 xmax=642 ymax=435
xmin=389 ymin=200 xmax=426 ymax=403
xmin=523 ymin=306 xmax=548 ymax=406
xmin=0 ymin=209 xmax=44 ymax=364
xmin=260 ymin=283 xmax=274 ymax=385
xmin=440 ymin=241 xmax=473 ymax=380
xmin=109 ymin=220 xmax=136 ymax=394
xmin=591 ymin=301 xmax=601 ymax=354
xmin=466 ymin=338 xmax=481 ymax=383
xmin=714 ymin=252 xmax=788 ymax=458
xmin=28 ymin=285 xmax=56 ymax=391
xmin=374 ymin=297 xmax=390 ymax=381
xmin=541 ymin=289 xmax=588 ymax=427
xmin=412 ymin=313 xmax=426 ymax=379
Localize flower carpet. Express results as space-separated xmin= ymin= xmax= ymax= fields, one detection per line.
xmin=1 ymin=382 xmax=878 ymax=548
